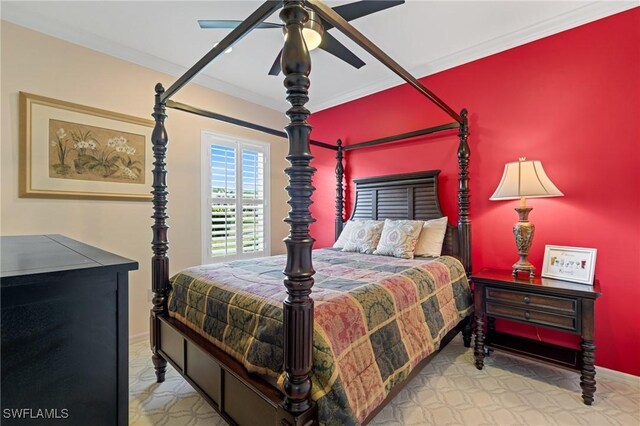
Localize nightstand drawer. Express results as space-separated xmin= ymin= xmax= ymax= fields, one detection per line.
xmin=486 ymin=301 xmax=578 ymax=331
xmin=486 ymin=287 xmax=577 ymax=314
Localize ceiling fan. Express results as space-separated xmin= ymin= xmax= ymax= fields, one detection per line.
xmin=198 ymin=1 xmax=405 ymax=76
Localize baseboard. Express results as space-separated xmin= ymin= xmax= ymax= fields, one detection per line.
xmin=597 ymin=366 xmax=640 ymax=385
xmin=129 ymin=332 xmax=149 ymax=344
xmin=486 ymin=343 xmax=639 ymax=384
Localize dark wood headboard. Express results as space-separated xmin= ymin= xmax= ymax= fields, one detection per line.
xmin=345 ymin=170 xmax=460 ymax=261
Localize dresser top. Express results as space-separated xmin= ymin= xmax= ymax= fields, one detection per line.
xmin=1 ymin=234 xmax=138 ymax=280
xmin=472 ymin=268 xmax=600 ymax=298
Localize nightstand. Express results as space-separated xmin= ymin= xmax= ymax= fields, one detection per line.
xmin=472 ymin=269 xmax=601 ymax=405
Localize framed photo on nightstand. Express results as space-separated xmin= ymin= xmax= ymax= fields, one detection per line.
xmin=542 ymin=245 xmax=597 ymax=285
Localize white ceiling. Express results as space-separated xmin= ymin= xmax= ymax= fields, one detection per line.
xmin=2 ymin=1 xmax=636 ymax=112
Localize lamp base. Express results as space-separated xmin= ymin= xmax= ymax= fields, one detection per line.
xmin=512 ymin=261 xmax=535 ymax=279
xmin=512 ymin=207 xmax=535 ymax=279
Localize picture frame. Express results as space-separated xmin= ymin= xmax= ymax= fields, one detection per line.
xmin=19 ymin=92 xmax=154 ymax=201
xmin=541 ymin=245 xmax=597 ymax=285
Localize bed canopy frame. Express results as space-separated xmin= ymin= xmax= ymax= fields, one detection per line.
xmin=150 ymin=1 xmax=471 ymax=424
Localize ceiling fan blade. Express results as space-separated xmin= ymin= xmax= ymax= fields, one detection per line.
xmin=331 ymin=1 xmax=404 ymax=22
xmin=268 ymin=49 xmax=283 ymax=76
xmin=318 ymin=32 xmax=365 ymax=69
xmin=198 ymin=20 xmax=283 ymax=29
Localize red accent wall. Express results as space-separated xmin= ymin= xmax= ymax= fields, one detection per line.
xmin=308 ymin=8 xmax=640 ymax=376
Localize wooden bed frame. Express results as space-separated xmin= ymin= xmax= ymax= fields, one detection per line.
xmin=150 ymin=1 xmax=472 ymax=425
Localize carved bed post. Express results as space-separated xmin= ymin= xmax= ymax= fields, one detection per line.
xmin=335 ymin=139 xmax=344 ymax=241
xmin=457 ymin=108 xmax=471 ymax=275
xmin=150 ymin=83 xmax=169 ymax=382
xmin=279 ymin=1 xmax=317 ymax=424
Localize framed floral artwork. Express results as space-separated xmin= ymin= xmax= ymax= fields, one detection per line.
xmin=541 ymin=245 xmax=597 ymax=285
xmin=19 ymin=92 xmax=153 ymax=201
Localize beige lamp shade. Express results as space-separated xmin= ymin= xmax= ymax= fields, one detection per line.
xmin=490 ymin=158 xmax=563 ymax=200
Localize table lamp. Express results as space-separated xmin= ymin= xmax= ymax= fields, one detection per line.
xmin=490 ymin=158 xmax=563 ymax=278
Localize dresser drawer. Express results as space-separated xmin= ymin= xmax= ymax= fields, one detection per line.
xmin=486 ymin=301 xmax=578 ymax=331
xmin=486 ymin=287 xmax=577 ymax=314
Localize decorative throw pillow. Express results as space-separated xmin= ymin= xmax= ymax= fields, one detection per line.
xmin=340 ymin=220 xmax=384 ymax=254
xmin=333 ymin=221 xmax=357 ymax=249
xmin=414 ymin=216 xmax=449 ymax=257
xmin=373 ymin=219 xmax=424 ymax=259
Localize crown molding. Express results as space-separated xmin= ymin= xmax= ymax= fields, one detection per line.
xmin=0 ymin=3 xmax=283 ymax=112
xmin=312 ymin=1 xmax=638 ymax=112
xmin=2 ymin=1 xmax=636 ymax=113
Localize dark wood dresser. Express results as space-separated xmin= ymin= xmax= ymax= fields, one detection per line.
xmin=472 ymin=269 xmax=601 ymax=405
xmin=1 ymin=235 xmax=138 ymax=425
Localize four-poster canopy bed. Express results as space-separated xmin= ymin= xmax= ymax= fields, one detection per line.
xmin=150 ymin=1 xmax=472 ymax=424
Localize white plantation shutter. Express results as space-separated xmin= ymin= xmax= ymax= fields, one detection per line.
xmin=210 ymin=144 xmax=236 ymax=198
xmin=210 ymin=145 xmax=237 ymax=257
xmin=241 ymin=149 xmax=265 ymax=253
xmin=202 ymin=133 xmax=269 ymax=262
xmin=210 ymin=203 xmax=237 ymax=257
xmin=242 ymin=204 xmax=264 ymax=253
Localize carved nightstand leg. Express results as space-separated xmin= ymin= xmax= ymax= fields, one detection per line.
xmin=462 ymin=315 xmax=472 ymax=348
xmin=580 ymin=340 xmax=597 ymax=405
xmin=474 ymin=315 xmax=485 ymax=369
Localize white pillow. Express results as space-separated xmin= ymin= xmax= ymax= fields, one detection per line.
xmin=333 ymin=221 xmax=356 ymax=249
xmin=341 ymin=220 xmax=384 ymax=254
xmin=373 ymin=219 xmax=424 ymax=259
xmin=414 ymin=216 xmax=448 ymax=257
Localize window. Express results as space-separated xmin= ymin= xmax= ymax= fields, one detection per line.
xmin=202 ymin=132 xmax=270 ymax=262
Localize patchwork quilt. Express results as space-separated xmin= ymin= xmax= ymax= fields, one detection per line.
xmin=168 ymin=249 xmax=472 ymax=425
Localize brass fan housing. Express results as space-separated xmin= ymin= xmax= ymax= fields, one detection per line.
xmin=282 ymin=9 xmax=324 ymax=51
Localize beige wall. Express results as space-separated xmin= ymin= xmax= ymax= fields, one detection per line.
xmin=1 ymin=21 xmax=290 ymax=338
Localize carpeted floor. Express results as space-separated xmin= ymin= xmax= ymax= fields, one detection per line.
xmin=130 ymin=335 xmax=640 ymax=425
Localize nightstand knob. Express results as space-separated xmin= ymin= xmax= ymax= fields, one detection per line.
xmin=524 ymin=311 xmax=530 ymax=320
xmin=523 ymin=296 xmax=531 ymax=304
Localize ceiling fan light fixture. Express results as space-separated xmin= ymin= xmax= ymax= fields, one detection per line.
xmin=282 ymin=9 xmax=324 ymax=51
xmin=302 ymin=10 xmax=324 ymax=51
xmin=302 ymin=26 xmax=323 ymax=51
xmin=199 ymin=0 xmax=405 ymax=75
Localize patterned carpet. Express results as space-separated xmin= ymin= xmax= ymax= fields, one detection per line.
xmin=130 ymin=335 xmax=640 ymax=425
